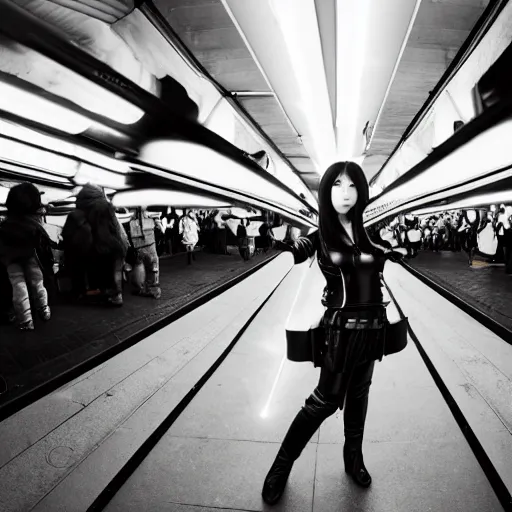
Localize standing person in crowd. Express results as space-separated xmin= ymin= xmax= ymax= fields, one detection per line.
xmin=214 ymin=209 xmax=229 ymax=255
xmin=459 ymin=209 xmax=480 ymax=267
xmin=261 ymin=161 xmax=405 ymax=505
xmin=61 ymin=183 xmax=128 ymax=306
xmin=434 ymin=213 xmax=446 ymax=251
xmin=0 ymin=183 xmax=54 ymax=330
xmin=495 ymin=205 xmax=508 ymax=264
xmin=162 ymin=207 xmax=180 ymax=256
xmin=126 ymin=206 xmax=162 ymax=299
xmin=152 ymin=209 xmax=167 ymax=257
xmin=452 ymin=211 xmax=463 ymax=252
xmin=180 ymin=209 xmax=200 ymax=265
xmin=499 ymin=206 xmax=512 ymax=274
xmin=444 ymin=214 xmax=453 ymax=251
xmin=237 ymin=218 xmax=246 ymax=254
xmin=202 ymin=211 xmax=214 ymax=253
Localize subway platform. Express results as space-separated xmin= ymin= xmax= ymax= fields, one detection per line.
xmin=0 ymin=253 xmax=510 ymax=511
xmin=0 ymin=248 xmax=278 ymax=415
xmin=407 ymin=250 xmax=512 ymax=333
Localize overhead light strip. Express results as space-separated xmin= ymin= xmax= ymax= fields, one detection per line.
xmin=364 ymin=164 xmax=512 ymax=226
xmin=137 ymin=140 xmax=311 ymax=214
xmin=128 ymin=160 xmax=316 ymax=227
xmin=413 ymin=190 xmax=512 ymax=215
xmin=0 ymin=75 xmax=92 ymax=135
xmin=0 ymin=162 xmax=73 ymax=187
xmin=364 ymin=92 xmax=512 ymax=220
xmin=111 ymin=189 xmax=232 ymax=209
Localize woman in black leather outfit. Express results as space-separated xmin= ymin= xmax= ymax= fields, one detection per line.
xmin=262 ymin=161 xmax=405 ymax=505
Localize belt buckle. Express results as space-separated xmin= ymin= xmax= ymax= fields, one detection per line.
xmin=344 ymin=318 xmax=357 ymax=329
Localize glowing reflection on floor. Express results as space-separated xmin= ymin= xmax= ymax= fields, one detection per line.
xmin=260 ymin=354 xmax=287 ymax=419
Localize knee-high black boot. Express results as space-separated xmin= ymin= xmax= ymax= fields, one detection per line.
xmin=343 ymin=360 xmax=375 ymax=488
xmin=262 ymin=390 xmax=337 ymax=505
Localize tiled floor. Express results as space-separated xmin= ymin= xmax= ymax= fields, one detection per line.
xmin=0 ymin=248 xmax=277 ymax=409
xmin=408 ymin=250 xmax=512 ymax=331
xmin=105 ymin=261 xmax=502 ymax=512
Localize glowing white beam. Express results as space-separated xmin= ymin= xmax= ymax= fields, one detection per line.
xmin=138 ymin=140 xmax=308 ymax=214
xmin=269 ymin=0 xmax=336 ymax=169
xmin=112 ymin=189 xmax=231 ymax=208
xmin=374 ymin=119 xmax=512 ymax=206
xmin=412 ymin=191 xmax=512 ymax=216
xmin=336 ymin=0 xmax=372 ymax=159
xmin=0 ymin=78 xmax=92 ymax=135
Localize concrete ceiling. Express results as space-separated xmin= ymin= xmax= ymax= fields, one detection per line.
xmin=2 ymin=0 xmax=492 ymax=200
xmin=153 ymin=0 xmax=490 ymax=194
xmin=367 ymin=0 xmax=490 ymax=160
xmin=152 ymin=0 xmax=315 ymax=186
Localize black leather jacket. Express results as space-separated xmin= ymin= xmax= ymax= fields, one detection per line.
xmin=278 ymin=230 xmax=402 ymax=309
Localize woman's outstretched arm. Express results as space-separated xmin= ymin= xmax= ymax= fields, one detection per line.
xmin=274 ymin=230 xmax=319 ymax=264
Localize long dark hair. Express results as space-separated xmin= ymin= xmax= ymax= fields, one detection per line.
xmin=318 ymin=161 xmax=377 ymax=254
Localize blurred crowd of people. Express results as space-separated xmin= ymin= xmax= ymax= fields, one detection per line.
xmin=370 ymin=205 xmax=512 ymax=270
xmin=0 ymin=182 xmax=282 ymax=331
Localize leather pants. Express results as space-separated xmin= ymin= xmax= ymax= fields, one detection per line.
xmin=280 ymin=359 xmax=375 ymax=461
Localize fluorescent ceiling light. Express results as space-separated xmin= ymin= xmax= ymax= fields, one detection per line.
xmin=364 ymin=164 xmax=512 ymax=226
xmin=0 ymin=119 xmax=133 ymax=186
xmin=0 ymin=77 xmax=92 ymax=134
xmin=0 ymin=119 xmax=80 ymax=154
xmin=74 ymin=162 xmax=128 ymax=190
xmin=336 ymin=0 xmax=372 ymax=159
xmin=0 ymin=44 xmax=145 ymax=126
xmin=112 ymin=189 xmax=231 ymax=209
xmin=366 ymin=118 xmax=512 ymax=215
xmin=138 ymin=140 xmax=309 ymax=214
xmin=0 ymin=161 xmax=72 ymax=186
xmin=0 ymin=137 xmax=79 ymax=177
xmin=412 ymin=190 xmax=512 ymax=216
xmin=270 ymin=0 xmax=336 ymax=169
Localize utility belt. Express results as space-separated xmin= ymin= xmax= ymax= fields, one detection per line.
xmin=286 ymin=303 xmax=407 ymax=369
xmin=324 ymin=307 xmax=386 ymax=330
xmin=322 ymin=306 xmax=389 ymax=371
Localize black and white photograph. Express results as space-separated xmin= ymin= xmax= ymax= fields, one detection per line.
xmin=0 ymin=0 xmax=510 ymax=511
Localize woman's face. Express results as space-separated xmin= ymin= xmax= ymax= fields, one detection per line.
xmin=331 ymin=172 xmax=358 ymax=215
